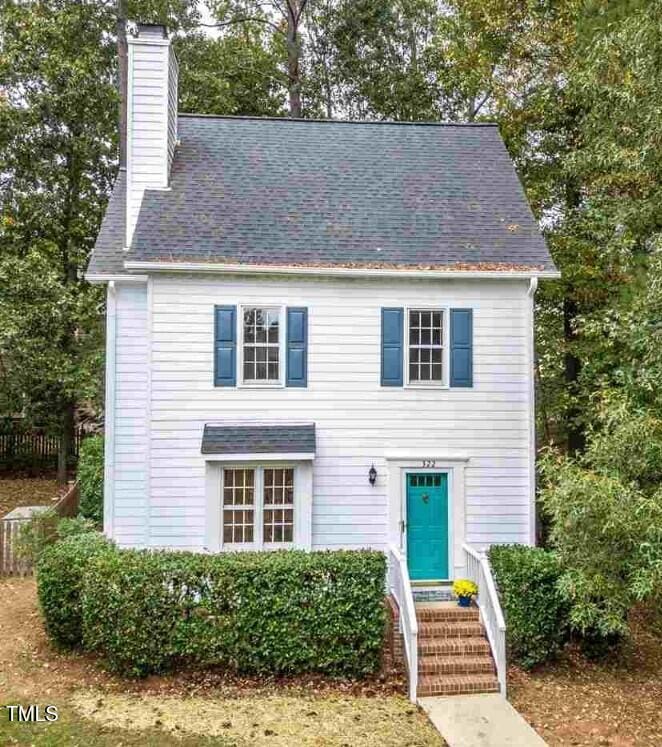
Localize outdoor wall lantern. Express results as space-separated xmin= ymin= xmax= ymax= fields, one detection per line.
xmin=368 ymin=464 xmax=377 ymax=486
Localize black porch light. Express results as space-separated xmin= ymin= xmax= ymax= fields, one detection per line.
xmin=368 ymin=464 xmax=377 ymax=486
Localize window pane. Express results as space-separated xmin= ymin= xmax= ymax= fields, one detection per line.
xmin=408 ymin=308 xmax=444 ymax=384
xmin=263 ymin=469 xmax=294 ymax=543
xmin=222 ymin=469 xmax=255 ymax=544
xmin=243 ymin=307 xmax=281 ymax=382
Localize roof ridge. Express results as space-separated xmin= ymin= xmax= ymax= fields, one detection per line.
xmin=177 ymin=112 xmax=498 ymax=128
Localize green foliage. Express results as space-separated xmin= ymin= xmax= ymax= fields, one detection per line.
xmin=17 ymin=510 xmax=97 ymax=566
xmin=0 ymin=1 xmax=114 ymax=434
xmin=489 ymin=545 xmax=568 ymax=669
xmin=82 ymin=549 xmax=386 ymax=678
xmin=540 ymin=448 xmax=662 ymax=642
xmin=78 ymin=435 xmax=104 ymax=526
xmin=36 ymin=532 xmax=115 ymax=648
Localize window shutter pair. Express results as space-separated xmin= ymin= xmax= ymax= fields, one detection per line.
xmin=214 ymin=306 xmax=308 ymax=387
xmin=380 ymin=307 xmax=473 ymax=387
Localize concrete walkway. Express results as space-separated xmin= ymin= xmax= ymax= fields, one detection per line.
xmin=419 ymin=694 xmax=547 ymax=746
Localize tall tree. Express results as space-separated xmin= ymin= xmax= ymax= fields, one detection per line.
xmin=0 ymin=0 xmax=117 ymax=483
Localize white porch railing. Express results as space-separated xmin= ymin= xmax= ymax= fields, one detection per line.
xmin=387 ymin=544 xmax=418 ymax=702
xmin=463 ymin=542 xmax=507 ymax=696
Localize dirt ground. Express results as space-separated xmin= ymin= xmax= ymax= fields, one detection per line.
xmin=0 ymin=578 xmax=443 ymax=746
xmin=2 ymin=574 xmax=661 ymax=745
xmin=509 ymin=613 xmax=662 ymax=746
xmin=0 ymin=477 xmax=60 ymax=517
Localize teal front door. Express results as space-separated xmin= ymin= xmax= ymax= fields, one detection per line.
xmin=406 ymin=473 xmax=449 ymax=581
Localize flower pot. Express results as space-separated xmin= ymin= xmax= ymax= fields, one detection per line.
xmin=457 ymin=595 xmax=472 ymax=608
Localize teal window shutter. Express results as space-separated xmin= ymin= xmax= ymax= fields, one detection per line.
xmin=381 ymin=308 xmax=403 ymax=386
xmin=214 ymin=305 xmax=236 ymax=386
xmin=286 ymin=307 xmax=308 ymax=387
xmin=450 ymin=308 xmax=473 ymax=387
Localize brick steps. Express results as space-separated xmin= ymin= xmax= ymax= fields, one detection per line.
xmin=414 ymin=602 xmax=499 ymax=697
xmin=419 ymin=636 xmax=491 ymax=656
xmin=416 ymin=606 xmax=479 ymax=622
xmin=419 ymin=620 xmax=485 ymax=638
xmin=419 ymin=655 xmax=495 ymax=675
xmin=418 ymin=673 xmax=500 ymax=697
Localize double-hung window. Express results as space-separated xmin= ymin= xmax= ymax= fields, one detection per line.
xmin=242 ymin=307 xmax=282 ymax=384
xmin=407 ymin=308 xmax=446 ymax=385
xmin=222 ymin=466 xmax=294 ymax=548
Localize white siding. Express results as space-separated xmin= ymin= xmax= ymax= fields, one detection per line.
xmin=110 ymin=283 xmax=149 ymax=546
xmin=135 ymin=274 xmax=534 ymax=553
xmin=126 ymin=37 xmax=171 ymax=245
xmin=167 ymin=48 xmax=178 ymax=172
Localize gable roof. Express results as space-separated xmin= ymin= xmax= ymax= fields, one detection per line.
xmin=88 ymin=115 xmax=556 ymax=277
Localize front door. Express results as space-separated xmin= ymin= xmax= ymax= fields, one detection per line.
xmin=406 ymin=473 xmax=449 ymax=581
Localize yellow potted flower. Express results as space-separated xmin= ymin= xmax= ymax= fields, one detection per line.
xmin=452 ymin=579 xmax=478 ymax=608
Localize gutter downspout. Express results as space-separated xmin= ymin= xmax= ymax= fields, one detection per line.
xmin=103 ymin=281 xmax=117 ymax=538
xmin=527 ymin=277 xmax=538 ymax=545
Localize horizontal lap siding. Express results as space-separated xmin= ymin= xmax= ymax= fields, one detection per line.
xmin=127 ymin=44 xmax=167 ymax=243
xmin=143 ymin=275 xmax=532 ymax=551
xmin=113 ymin=285 xmax=149 ymax=546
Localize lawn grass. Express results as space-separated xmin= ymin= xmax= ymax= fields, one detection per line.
xmin=0 ymin=579 xmax=443 ymax=746
xmin=0 ymin=695 xmax=231 ymax=746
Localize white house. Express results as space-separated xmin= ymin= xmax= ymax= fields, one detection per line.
xmin=87 ymin=23 xmax=558 ymax=699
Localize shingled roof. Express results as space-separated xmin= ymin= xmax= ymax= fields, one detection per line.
xmin=88 ymin=115 xmax=556 ymax=276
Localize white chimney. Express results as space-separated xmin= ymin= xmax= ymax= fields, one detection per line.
xmin=125 ymin=23 xmax=178 ymax=247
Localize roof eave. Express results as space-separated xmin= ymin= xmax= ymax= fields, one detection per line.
xmin=123 ymin=260 xmax=561 ymax=280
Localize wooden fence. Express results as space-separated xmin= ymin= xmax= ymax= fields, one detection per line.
xmin=0 ymin=428 xmax=88 ymax=472
xmin=0 ymin=482 xmax=80 ymax=576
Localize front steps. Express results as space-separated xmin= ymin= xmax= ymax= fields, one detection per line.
xmin=416 ymin=602 xmax=499 ymax=697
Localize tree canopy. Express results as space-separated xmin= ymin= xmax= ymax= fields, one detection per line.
xmin=0 ymin=0 xmax=660 ymax=634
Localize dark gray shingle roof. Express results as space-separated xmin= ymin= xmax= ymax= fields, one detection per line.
xmin=87 ymin=170 xmax=126 ymax=275
xmin=201 ymin=423 xmax=316 ymax=455
xmin=89 ymin=116 xmax=555 ymax=275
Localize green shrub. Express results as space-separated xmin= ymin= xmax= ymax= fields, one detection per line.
xmin=540 ymin=450 xmax=662 ymax=645
xmin=489 ymin=544 xmax=569 ymax=669
xmin=37 ymin=532 xmax=115 ymax=648
xmin=82 ymin=549 xmax=386 ymax=678
xmin=16 ymin=509 xmax=60 ymax=565
xmin=17 ymin=511 xmax=97 ymax=566
xmin=78 ymin=435 xmax=104 ymax=526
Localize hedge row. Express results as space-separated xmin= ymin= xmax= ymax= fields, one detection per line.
xmin=77 ymin=435 xmax=104 ymax=526
xmin=37 ymin=532 xmax=115 ymax=647
xmin=489 ymin=544 xmax=569 ymax=669
xmin=37 ymin=542 xmax=387 ymax=678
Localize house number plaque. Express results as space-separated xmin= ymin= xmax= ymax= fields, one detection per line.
xmin=421 ymin=460 xmax=436 ymax=468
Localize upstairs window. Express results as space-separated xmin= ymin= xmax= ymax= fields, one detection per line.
xmin=408 ymin=309 xmax=445 ymax=385
xmin=242 ymin=307 xmax=281 ymax=384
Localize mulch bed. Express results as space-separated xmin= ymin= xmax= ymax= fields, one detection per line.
xmin=509 ymin=610 xmax=662 ymax=746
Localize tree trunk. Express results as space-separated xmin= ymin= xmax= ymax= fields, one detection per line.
xmin=117 ymin=0 xmax=128 ymax=168
xmin=286 ymin=2 xmax=302 ymax=117
xmin=57 ymin=402 xmax=75 ymax=486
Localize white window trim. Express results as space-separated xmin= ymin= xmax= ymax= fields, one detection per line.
xmin=237 ymin=304 xmax=287 ymax=388
xmin=404 ymin=304 xmax=450 ymax=389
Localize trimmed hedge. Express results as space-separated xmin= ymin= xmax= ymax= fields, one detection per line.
xmin=489 ymin=544 xmax=569 ymax=669
xmin=82 ymin=549 xmax=387 ymax=678
xmin=78 ymin=435 xmax=104 ymax=526
xmin=36 ymin=532 xmax=115 ymax=648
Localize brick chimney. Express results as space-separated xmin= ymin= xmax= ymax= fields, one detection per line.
xmin=125 ymin=23 xmax=178 ymax=247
